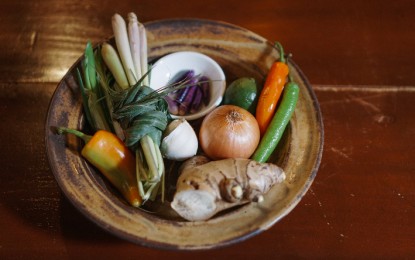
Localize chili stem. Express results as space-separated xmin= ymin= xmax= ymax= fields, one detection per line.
xmin=56 ymin=127 xmax=92 ymax=143
xmin=275 ymin=41 xmax=286 ymax=63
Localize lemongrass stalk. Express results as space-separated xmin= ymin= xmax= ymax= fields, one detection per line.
xmin=149 ymin=182 xmax=160 ymax=201
xmin=137 ymin=149 xmax=148 ymax=180
xmin=136 ymin=149 xmax=155 ymax=202
xmin=154 ymin=140 xmax=164 ymax=180
xmin=151 ymin=137 xmax=164 ymax=183
xmin=143 ymin=182 xmax=159 ymax=201
xmin=112 ymin=13 xmax=137 ymax=86
xmin=93 ymin=48 xmax=125 ymax=138
xmin=155 ymin=145 xmax=165 ymax=202
xmin=127 ymin=12 xmax=142 ymax=82
xmin=88 ymin=92 xmax=111 ymax=131
xmin=83 ymin=59 xmax=91 ymax=90
xmin=101 ymin=43 xmax=129 ymax=89
xmin=138 ymin=21 xmax=149 ymax=86
xmin=76 ymin=68 xmax=94 ymax=128
xmin=140 ymin=135 xmax=159 ymax=182
xmin=137 ymin=179 xmax=145 ymax=199
xmin=136 ymin=150 xmax=147 ymax=199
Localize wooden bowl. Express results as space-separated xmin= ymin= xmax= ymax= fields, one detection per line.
xmin=45 ymin=19 xmax=324 ymax=250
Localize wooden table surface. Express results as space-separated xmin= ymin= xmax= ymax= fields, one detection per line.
xmin=1 ymin=0 xmax=414 ymax=258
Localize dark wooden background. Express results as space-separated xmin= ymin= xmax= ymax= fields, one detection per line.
xmin=1 ymin=0 xmax=414 ymax=258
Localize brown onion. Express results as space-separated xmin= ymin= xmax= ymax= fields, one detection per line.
xmin=199 ymin=105 xmax=260 ymax=159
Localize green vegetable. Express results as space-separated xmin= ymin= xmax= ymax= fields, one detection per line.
xmin=93 ymin=46 xmax=125 ymax=139
xmin=223 ymin=77 xmax=260 ymax=114
xmin=83 ymin=42 xmax=97 ymax=91
xmin=114 ymin=87 xmax=168 ymax=144
xmin=111 ymin=81 xmax=169 ymax=202
xmin=251 ymin=76 xmax=299 ymax=163
xmin=78 ymin=41 xmax=112 ymax=132
xmin=101 ymin=42 xmax=129 ymax=89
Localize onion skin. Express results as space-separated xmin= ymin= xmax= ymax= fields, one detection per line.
xmin=199 ymin=105 xmax=260 ymax=160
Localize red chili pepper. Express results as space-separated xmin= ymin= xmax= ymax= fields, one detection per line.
xmin=57 ymin=127 xmax=142 ymax=207
xmin=255 ymin=42 xmax=289 ymax=135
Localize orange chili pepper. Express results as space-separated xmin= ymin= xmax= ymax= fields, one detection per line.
xmin=255 ymin=42 xmax=289 ymax=135
xmin=57 ymin=127 xmax=142 ymax=207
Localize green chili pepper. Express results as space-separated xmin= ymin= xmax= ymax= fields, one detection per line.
xmin=57 ymin=127 xmax=142 ymax=207
xmin=251 ymin=75 xmax=300 ymax=163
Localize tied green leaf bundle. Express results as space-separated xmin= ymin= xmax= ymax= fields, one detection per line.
xmin=111 ymin=82 xmax=169 ymax=201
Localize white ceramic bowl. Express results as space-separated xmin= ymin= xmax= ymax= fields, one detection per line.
xmin=149 ymin=51 xmax=226 ymax=120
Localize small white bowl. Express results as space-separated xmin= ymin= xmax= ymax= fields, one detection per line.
xmin=149 ymin=51 xmax=226 ymax=120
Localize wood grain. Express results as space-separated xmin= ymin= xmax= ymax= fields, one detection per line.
xmin=0 ymin=0 xmax=414 ymax=85
xmin=0 ymin=0 xmax=414 ymax=258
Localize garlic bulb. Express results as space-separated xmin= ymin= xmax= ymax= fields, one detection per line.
xmin=161 ymin=119 xmax=198 ymax=161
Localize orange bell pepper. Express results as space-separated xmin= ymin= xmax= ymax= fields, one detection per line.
xmin=57 ymin=127 xmax=142 ymax=207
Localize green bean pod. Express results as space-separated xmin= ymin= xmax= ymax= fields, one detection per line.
xmin=251 ymin=80 xmax=300 ymax=163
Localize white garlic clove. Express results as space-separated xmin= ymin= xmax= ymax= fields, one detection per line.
xmin=161 ymin=119 xmax=198 ymax=161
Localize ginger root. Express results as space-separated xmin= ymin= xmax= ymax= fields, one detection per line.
xmin=171 ymin=156 xmax=286 ymax=221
